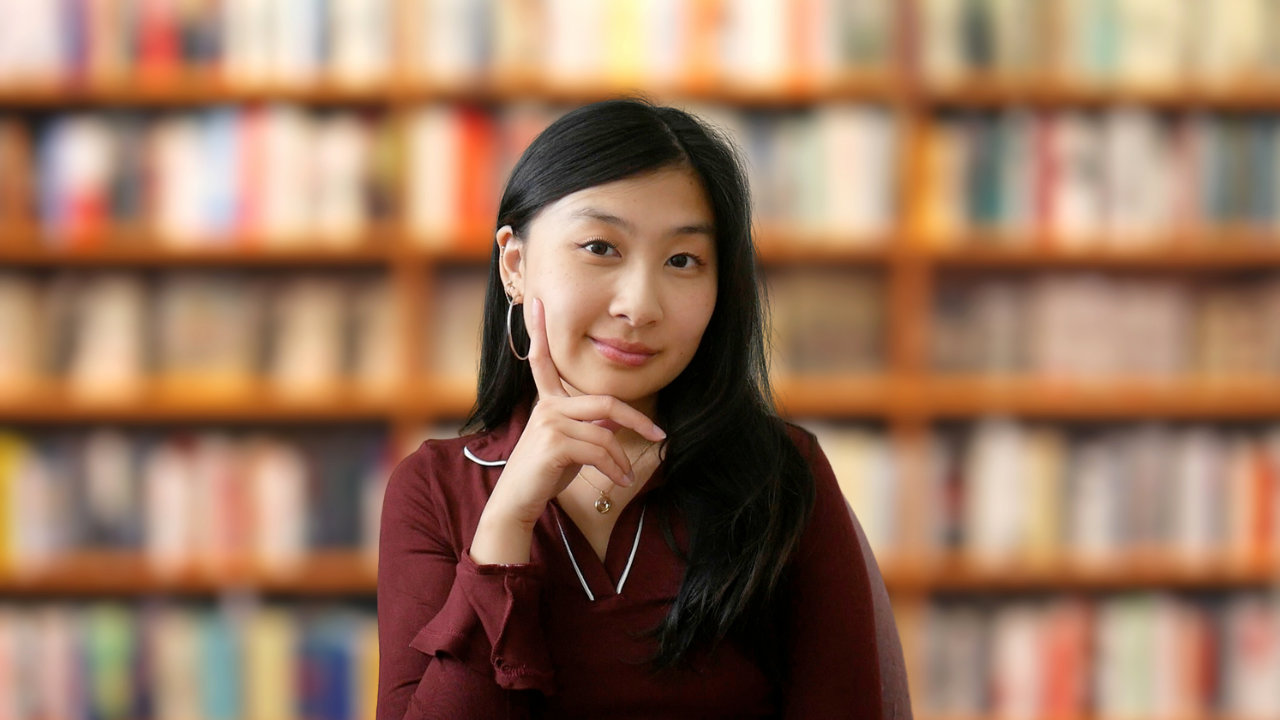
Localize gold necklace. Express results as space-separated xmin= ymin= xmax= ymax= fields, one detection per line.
xmin=576 ymin=441 xmax=658 ymax=514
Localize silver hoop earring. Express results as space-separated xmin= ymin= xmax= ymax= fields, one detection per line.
xmin=506 ymin=296 xmax=529 ymax=361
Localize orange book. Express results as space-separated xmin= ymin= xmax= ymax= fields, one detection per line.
xmin=455 ymin=107 xmax=497 ymax=248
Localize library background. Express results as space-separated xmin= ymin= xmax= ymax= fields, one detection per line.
xmin=3 ymin=0 xmax=1280 ymax=718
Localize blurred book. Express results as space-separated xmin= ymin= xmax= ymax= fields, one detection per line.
xmin=920 ymin=109 xmax=1280 ymax=245
xmin=0 ymin=427 xmax=388 ymax=576
xmin=933 ymin=272 xmax=1280 ymax=379
xmin=766 ymin=267 xmax=885 ymax=374
xmin=925 ymin=419 xmax=1280 ymax=565
xmin=919 ymin=592 xmax=1280 ymax=717
xmin=0 ymin=601 xmax=377 ymax=720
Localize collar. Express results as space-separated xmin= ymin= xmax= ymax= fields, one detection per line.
xmin=461 ymin=395 xmax=670 ymax=496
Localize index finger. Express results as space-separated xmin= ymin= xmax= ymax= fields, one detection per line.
xmin=527 ymin=297 xmax=568 ymax=398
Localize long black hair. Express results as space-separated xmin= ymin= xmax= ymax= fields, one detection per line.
xmin=460 ymin=97 xmax=818 ymax=687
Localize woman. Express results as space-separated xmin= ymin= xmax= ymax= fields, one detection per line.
xmin=377 ymin=98 xmax=910 ymax=719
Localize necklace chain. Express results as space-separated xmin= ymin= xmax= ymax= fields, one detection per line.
xmin=575 ymin=440 xmax=659 ymax=514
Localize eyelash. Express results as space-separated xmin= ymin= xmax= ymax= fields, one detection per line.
xmin=579 ymin=238 xmax=706 ymax=267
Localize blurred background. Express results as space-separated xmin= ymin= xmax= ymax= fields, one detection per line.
xmin=2 ymin=0 xmax=1280 ymax=718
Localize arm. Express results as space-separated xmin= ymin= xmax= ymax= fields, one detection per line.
xmin=375 ymin=445 xmax=555 ymax=720
xmin=782 ymin=430 xmax=913 ymax=720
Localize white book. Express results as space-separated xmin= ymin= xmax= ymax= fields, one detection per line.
xmin=312 ymin=114 xmax=370 ymax=245
xmin=0 ymin=0 xmax=65 ymax=84
xmin=720 ymin=0 xmax=788 ymax=89
xmin=329 ymin=0 xmax=392 ymax=86
xmin=143 ymin=442 xmax=196 ymax=575
xmin=247 ymin=437 xmax=308 ymax=574
xmin=270 ymin=0 xmax=325 ymax=84
xmin=259 ymin=105 xmax=313 ymax=244
xmin=47 ymin=115 xmax=115 ymax=241
xmin=819 ymin=105 xmax=895 ymax=238
xmin=68 ymin=274 xmax=147 ymax=400
xmin=269 ymin=276 xmax=347 ymax=395
xmin=408 ymin=106 xmax=461 ymax=244
xmin=412 ymin=0 xmax=489 ymax=82
xmin=0 ymin=274 xmax=42 ymax=395
xmin=491 ymin=0 xmax=543 ymax=81
xmin=1173 ymin=427 xmax=1227 ymax=562
xmin=543 ymin=0 xmax=606 ymax=84
xmin=221 ymin=0 xmax=273 ymax=86
xmin=637 ymin=0 xmax=683 ymax=85
xmin=990 ymin=604 xmax=1044 ymax=718
xmin=153 ymin=116 xmax=209 ymax=245
xmin=965 ymin=418 xmax=1025 ymax=563
xmin=1068 ymin=437 xmax=1121 ymax=561
xmin=1103 ymin=108 xmax=1174 ymax=242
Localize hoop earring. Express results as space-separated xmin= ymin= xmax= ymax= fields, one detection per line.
xmin=506 ymin=296 xmax=530 ymax=361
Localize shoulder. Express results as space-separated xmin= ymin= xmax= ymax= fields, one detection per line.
xmin=383 ymin=431 xmax=494 ymax=530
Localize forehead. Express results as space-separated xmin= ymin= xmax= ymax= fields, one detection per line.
xmin=542 ymin=167 xmax=715 ymax=233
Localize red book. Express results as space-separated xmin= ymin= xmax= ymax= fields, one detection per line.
xmin=137 ymin=0 xmax=181 ymax=84
xmin=455 ymin=107 xmax=497 ymax=247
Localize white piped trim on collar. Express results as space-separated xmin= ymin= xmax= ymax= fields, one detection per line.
xmin=463 ymin=446 xmax=507 ymax=467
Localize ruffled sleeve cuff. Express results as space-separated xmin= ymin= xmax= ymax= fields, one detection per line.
xmin=409 ymin=547 xmax=557 ymax=695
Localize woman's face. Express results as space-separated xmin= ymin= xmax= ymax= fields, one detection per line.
xmin=498 ymin=166 xmax=718 ymax=419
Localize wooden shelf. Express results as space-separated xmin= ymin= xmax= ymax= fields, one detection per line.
xmin=924 ymin=76 xmax=1280 ymax=109
xmin=923 ymin=238 xmax=1280 ymax=269
xmin=924 ymin=378 xmax=1280 ymax=420
xmin=0 ymin=74 xmax=901 ymax=108
xmin=6 ymin=377 xmax=1280 ymax=423
xmin=0 ymin=242 xmax=399 ymax=267
xmin=882 ymin=554 xmax=1280 ymax=593
xmin=7 ymin=550 xmax=1272 ymax=596
xmin=0 ymin=551 xmax=376 ymax=596
xmin=0 ymin=381 xmax=402 ymax=423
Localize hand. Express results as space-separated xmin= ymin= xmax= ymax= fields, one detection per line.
xmin=488 ymin=297 xmax=667 ymax=528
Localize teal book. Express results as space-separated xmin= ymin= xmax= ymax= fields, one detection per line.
xmin=199 ymin=612 xmax=242 ymax=720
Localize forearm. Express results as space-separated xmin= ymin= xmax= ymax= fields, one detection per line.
xmin=470 ymin=500 xmax=539 ymax=565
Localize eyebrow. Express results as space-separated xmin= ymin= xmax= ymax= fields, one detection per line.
xmin=569 ymin=207 xmax=715 ymax=238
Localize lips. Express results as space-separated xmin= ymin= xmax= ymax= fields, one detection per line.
xmin=593 ymin=337 xmax=656 ymax=355
xmin=591 ymin=337 xmax=657 ymax=367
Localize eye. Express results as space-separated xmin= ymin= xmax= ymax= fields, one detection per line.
xmin=669 ymin=253 xmax=705 ymax=269
xmin=580 ymin=238 xmax=619 ymax=256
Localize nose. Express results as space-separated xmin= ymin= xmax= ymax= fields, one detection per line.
xmin=609 ymin=265 xmax=664 ymax=327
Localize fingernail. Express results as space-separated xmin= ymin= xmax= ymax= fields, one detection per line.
xmin=654 ymin=427 xmax=667 ymax=439
xmin=624 ymin=474 xmax=634 ymax=486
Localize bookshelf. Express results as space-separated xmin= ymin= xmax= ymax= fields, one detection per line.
xmin=3 ymin=0 xmax=1280 ymax=717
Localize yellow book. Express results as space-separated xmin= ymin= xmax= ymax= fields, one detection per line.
xmin=358 ymin=616 xmax=380 ymax=720
xmin=604 ymin=0 xmax=646 ymax=85
xmin=244 ymin=609 xmax=298 ymax=720
xmin=0 ymin=433 xmax=27 ymax=574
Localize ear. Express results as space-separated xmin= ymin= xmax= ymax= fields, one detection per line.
xmin=496 ymin=225 xmax=526 ymax=303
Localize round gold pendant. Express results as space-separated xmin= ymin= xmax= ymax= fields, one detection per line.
xmin=594 ymin=496 xmax=612 ymax=514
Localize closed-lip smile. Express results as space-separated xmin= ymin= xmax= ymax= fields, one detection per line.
xmin=593 ymin=337 xmax=656 ymax=355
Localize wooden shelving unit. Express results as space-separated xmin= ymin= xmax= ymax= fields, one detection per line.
xmin=5 ymin=2 xmax=1280 ymax=715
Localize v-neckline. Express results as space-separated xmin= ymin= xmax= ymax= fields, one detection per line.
xmin=548 ymin=462 xmax=663 ymax=601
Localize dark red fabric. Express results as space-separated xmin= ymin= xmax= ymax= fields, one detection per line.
xmin=377 ymin=398 xmax=910 ymax=719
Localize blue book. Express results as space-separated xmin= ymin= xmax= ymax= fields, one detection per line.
xmin=199 ymin=613 xmax=242 ymax=720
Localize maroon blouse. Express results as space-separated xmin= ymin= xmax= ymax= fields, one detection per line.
xmin=376 ymin=398 xmax=911 ymax=719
